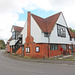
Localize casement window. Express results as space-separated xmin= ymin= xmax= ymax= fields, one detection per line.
xmin=36 ymin=47 xmax=40 ymax=52
xmin=26 ymin=47 xmax=30 ymax=53
xmin=50 ymin=44 xmax=58 ymax=50
xmin=61 ymin=45 xmax=67 ymax=50
xmin=68 ymin=45 xmax=71 ymax=49
xmin=57 ymin=24 xmax=66 ymax=37
xmin=12 ymin=31 xmax=15 ymax=39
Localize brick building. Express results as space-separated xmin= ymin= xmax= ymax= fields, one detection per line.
xmin=7 ymin=12 xmax=75 ymax=58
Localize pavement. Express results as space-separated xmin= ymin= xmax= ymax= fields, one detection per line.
xmin=0 ymin=50 xmax=75 ymax=75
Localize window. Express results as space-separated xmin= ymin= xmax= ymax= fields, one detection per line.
xmin=26 ymin=47 xmax=30 ymax=53
xmin=22 ymin=46 xmax=24 ymax=51
xmin=36 ymin=47 xmax=40 ymax=52
xmin=50 ymin=44 xmax=58 ymax=50
xmin=61 ymin=45 xmax=67 ymax=50
xmin=44 ymin=32 xmax=49 ymax=37
xmin=74 ymin=38 xmax=75 ymax=41
xmin=57 ymin=24 xmax=66 ymax=37
xmin=74 ymin=45 xmax=75 ymax=49
xmin=68 ymin=45 xmax=71 ymax=49
xmin=12 ymin=31 xmax=15 ymax=39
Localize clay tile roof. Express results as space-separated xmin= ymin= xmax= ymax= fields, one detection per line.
xmin=31 ymin=12 xmax=61 ymax=33
xmin=13 ymin=26 xmax=23 ymax=32
xmin=68 ymin=29 xmax=75 ymax=38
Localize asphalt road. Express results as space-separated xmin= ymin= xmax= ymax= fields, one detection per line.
xmin=0 ymin=50 xmax=75 ymax=75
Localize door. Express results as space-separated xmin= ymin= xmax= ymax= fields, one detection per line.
xmin=22 ymin=45 xmax=24 ymax=56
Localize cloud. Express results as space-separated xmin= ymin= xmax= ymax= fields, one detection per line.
xmin=15 ymin=21 xmax=25 ymax=27
xmin=0 ymin=0 xmax=75 ymax=43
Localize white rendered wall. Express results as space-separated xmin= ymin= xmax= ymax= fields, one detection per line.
xmin=20 ymin=22 xmax=27 ymax=44
xmin=31 ymin=16 xmax=48 ymax=43
xmin=50 ymin=24 xmax=70 ymax=44
xmin=50 ymin=13 xmax=71 ymax=44
xmin=31 ymin=13 xmax=72 ymax=44
xmin=70 ymin=38 xmax=75 ymax=44
xmin=57 ymin=13 xmax=67 ymax=27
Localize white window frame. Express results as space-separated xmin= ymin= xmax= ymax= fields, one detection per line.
xmin=26 ymin=47 xmax=30 ymax=53
xmin=36 ymin=47 xmax=40 ymax=52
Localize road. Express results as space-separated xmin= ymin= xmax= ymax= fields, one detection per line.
xmin=0 ymin=50 xmax=75 ymax=75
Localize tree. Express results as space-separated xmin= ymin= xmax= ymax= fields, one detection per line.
xmin=69 ymin=27 xmax=75 ymax=33
xmin=0 ymin=40 xmax=5 ymax=49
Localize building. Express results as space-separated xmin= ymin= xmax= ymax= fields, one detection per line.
xmin=7 ymin=12 xmax=75 ymax=58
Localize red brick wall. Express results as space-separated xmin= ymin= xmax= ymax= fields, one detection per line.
xmin=49 ymin=45 xmax=61 ymax=57
xmin=24 ymin=43 xmax=48 ymax=58
xmin=24 ymin=43 xmax=62 ymax=58
xmin=6 ymin=42 xmax=11 ymax=52
xmin=10 ymin=48 xmax=12 ymax=53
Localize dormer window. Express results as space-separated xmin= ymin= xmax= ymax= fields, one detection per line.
xmin=44 ymin=32 xmax=49 ymax=37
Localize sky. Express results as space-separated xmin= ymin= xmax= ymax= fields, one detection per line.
xmin=0 ymin=0 xmax=75 ymax=43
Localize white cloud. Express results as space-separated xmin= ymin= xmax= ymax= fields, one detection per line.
xmin=0 ymin=0 xmax=75 ymax=43
xmin=15 ymin=21 xmax=25 ymax=27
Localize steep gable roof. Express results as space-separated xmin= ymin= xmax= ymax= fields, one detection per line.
xmin=31 ymin=12 xmax=61 ymax=33
xmin=12 ymin=25 xmax=23 ymax=32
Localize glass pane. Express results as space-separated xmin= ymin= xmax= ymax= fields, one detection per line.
xmin=26 ymin=48 xmax=28 ymax=52
xmin=36 ymin=47 xmax=39 ymax=52
xmin=28 ymin=48 xmax=30 ymax=52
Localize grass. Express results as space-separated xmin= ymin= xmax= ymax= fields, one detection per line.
xmin=5 ymin=51 xmax=75 ymax=61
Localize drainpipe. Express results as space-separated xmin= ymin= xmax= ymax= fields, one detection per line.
xmin=48 ymin=33 xmax=50 ymax=58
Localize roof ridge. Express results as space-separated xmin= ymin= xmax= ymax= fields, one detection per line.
xmin=31 ymin=12 xmax=61 ymax=33
xmin=12 ymin=25 xmax=23 ymax=28
xmin=45 ymin=12 xmax=62 ymax=19
xmin=31 ymin=14 xmax=45 ymax=20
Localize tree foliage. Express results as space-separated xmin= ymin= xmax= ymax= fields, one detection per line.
xmin=69 ymin=27 xmax=75 ymax=33
xmin=0 ymin=40 xmax=5 ymax=49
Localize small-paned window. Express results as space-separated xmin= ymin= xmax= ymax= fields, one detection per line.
xmin=26 ymin=47 xmax=30 ymax=53
xmin=36 ymin=47 xmax=40 ymax=52
xmin=68 ymin=45 xmax=71 ymax=49
xmin=50 ymin=44 xmax=58 ymax=50
xmin=61 ymin=45 xmax=67 ymax=50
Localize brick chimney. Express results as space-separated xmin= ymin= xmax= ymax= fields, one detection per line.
xmin=27 ymin=12 xmax=31 ymax=37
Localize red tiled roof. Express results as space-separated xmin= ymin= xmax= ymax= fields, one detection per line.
xmin=13 ymin=26 xmax=23 ymax=32
xmin=68 ymin=29 xmax=75 ymax=38
xmin=31 ymin=12 xmax=61 ymax=33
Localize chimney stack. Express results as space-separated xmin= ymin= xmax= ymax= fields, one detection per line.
xmin=27 ymin=12 xmax=31 ymax=37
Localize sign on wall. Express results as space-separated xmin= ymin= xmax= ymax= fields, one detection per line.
xmin=57 ymin=24 xmax=66 ymax=37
